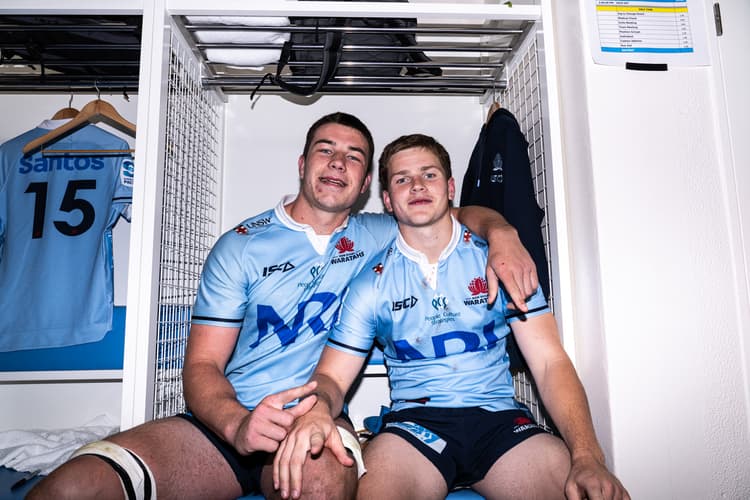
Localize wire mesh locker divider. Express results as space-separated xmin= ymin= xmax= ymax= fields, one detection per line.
xmin=152 ymin=29 xmax=222 ymax=419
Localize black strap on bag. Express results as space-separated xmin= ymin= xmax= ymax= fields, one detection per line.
xmin=262 ymin=0 xmax=440 ymax=97
xmin=273 ymin=18 xmax=345 ymax=96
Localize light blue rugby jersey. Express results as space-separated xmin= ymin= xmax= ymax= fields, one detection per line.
xmin=328 ymin=218 xmax=550 ymax=412
xmin=191 ymin=198 xmax=396 ymax=410
xmin=0 ymin=122 xmax=134 ymax=351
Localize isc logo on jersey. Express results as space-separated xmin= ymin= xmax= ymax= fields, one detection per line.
xmin=19 ymin=156 xmax=106 ymax=174
xmin=392 ymin=296 xmax=418 ymax=311
xmin=262 ymin=261 xmax=295 ymax=277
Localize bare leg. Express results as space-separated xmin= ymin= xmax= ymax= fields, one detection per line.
xmin=472 ymin=433 xmax=570 ymax=500
xmin=27 ymin=416 xmax=243 ymax=500
xmin=357 ymin=433 xmax=447 ymax=500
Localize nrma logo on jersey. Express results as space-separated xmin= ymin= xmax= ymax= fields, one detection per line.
xmin=392 ymin=321 xmax=502 ymax=361
xmin=252 ymin=292 xmax=344 ymax=348
xmin=385 ymin=421 xmax=446 ymax=454
xmin=19 ymin=155 xmax=106 ymax=174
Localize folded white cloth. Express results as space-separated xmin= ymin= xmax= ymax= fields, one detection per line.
xmin=188 ymin=16 xmax=291 ymax=68
xmin=0 ymin=415 xmax=119 ymax=475
xmin=186 ymin=16 xmax=290 ymax=27
xmin=203 ymin=48 xmax=283 ymax=68
xmin=194 ymin=30 xmax=289 ymax=45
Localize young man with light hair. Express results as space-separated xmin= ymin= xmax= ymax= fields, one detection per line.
xmin=275 ymin=133 xmax=630 ymax=500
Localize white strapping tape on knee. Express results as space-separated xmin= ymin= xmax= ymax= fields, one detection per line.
xmin=70 ymin=441 xmax=156 ymax=500
xmin=337 ymin=426 xmax=367 ymax=478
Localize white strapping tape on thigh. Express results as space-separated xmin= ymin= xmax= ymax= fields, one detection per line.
xmin=337 ymin=426 xmax=367 ymax=478
xmin=70 ymin=441 xmax=156 ymax=500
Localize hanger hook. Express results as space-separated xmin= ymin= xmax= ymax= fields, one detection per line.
xmin=67 ymin=91 xmax=74 ymax=108
xmin=94 ymin=81 xmax=101 ymax=100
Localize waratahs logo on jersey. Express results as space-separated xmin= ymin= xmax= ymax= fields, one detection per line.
xmin=464 ymin=277 xmax=489 ymax=306
xmin=335 ymin=237 xmax=354 ymax=253
xmin=372 ymin=263 xmax=384 ymax=275
xmin=331 ymin=236 xmax=364 ymax=264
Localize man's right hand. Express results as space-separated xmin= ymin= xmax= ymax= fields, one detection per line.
xmin=231 ymin=381 xmax=318 ymax=455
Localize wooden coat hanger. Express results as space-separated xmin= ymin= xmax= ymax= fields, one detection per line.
xmin=51 ymin=93 xmax=80 ymax=120
xmin=486 ymin=101 xmax=501 ymax=123
xmin=23 ymin=95 xmax=137 ymax=155
xmin=51 ymin=107 xmax=80 ymax=119
xmin=485 ymin=82 xmax=502 ymax=123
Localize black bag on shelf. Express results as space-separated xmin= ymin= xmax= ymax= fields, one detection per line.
xmin=273 ymin=0 xmax=440 ymax=96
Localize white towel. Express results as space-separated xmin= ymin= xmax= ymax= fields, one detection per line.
xmin=0 ymin=415 xmax=118 ymax=475
xmin=189 ymin=17 xmax=291 ymax=69
xmin=194 ymin=30 xmax=289 ymax=45
xmin=185 ymin=16 xmax=290 ymax=27
xmin=203 ymin=49 xmax=283 ymax=68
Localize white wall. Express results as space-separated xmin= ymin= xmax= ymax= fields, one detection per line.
xmin=552 ymin=0 xmax=750 ymax=498
xmin=222 ymin=94 xmax=483 ymax=231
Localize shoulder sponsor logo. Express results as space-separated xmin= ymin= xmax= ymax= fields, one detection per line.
xmin=249 ymin=217 xmax=271 ymax=228
xmin=262 ymin=261 xmax=295 ymax=277
xmin=463 ymin=229 xmax=472 ymax=243
xmin=331 ymin=236 xmax=364 ymax=264
xmin=464 ymin=277 xmax=489 ymax=306
xmin=234 ymin=217 xmax=271 ymax=235
xmin=372 ymin=262 xmax=384 ymax=274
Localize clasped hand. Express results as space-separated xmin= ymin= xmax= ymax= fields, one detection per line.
xmin=231 ymin=381 xmax=318 ymax=455
xmin=272 ymin=405 xmax=354 ymax=499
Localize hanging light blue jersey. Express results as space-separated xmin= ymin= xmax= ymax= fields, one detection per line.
xmin=0 ymin=121 xmax=134 ymax=351
xmin=191 ymin=198 xmax=396 ymax=410
xmin=327 ymin=218 xmax=550 ymax=412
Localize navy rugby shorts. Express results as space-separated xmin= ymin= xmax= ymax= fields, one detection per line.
xmin=379 ymin=406 xmax=549 ymax=489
